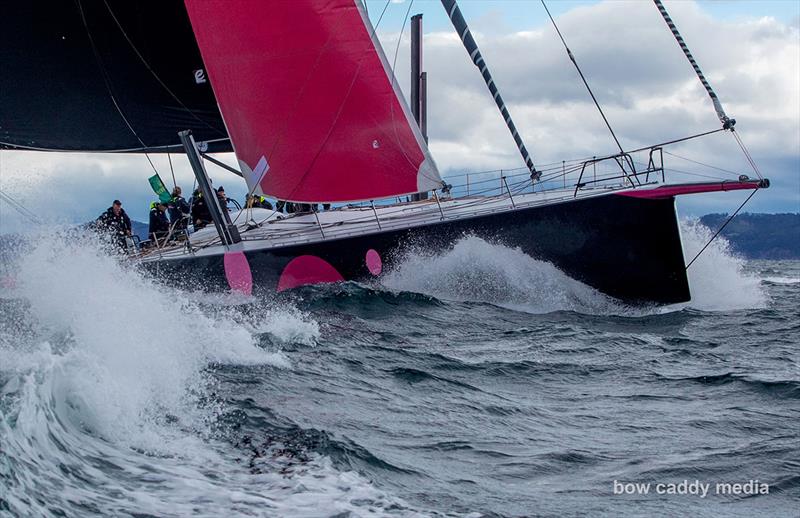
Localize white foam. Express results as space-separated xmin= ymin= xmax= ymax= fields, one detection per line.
xmin=382 ymin=223 xmax=769 ymax=315
xmin=382 ymin=235 xmax=621 ymax=314
xmin=762 ymin=276 xmax=800 ymax=285
xmin=680 ymin=219 xmax=768 ymax=311
xmin=0 ymin=231 xmax=415 ymax=517
xmin=8 ymin=230 xmax=291 ymax=449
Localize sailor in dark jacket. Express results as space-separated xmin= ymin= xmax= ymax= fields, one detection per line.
xmin=168 ymin=186 xmax=190 ymax=231
xmin=148 ymin=201 xmax=170 ymax=242
xmin=190 ymin=189 xmax=212 ymax=229
xmin=96 ymin=199 xmax=132 ymax=250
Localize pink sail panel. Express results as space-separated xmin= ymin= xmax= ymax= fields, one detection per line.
xmin=184 ymin=0 xmax=442 ymax=202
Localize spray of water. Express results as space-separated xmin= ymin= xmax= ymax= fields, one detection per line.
xmin=0 ymin=231 xmax=408 ymax=517
xmin=382 ymin=220 xmax=768 ymax=314
xmin=680 ymin=218 xmax=767 ymax=311
xmin=382 ymin=235 xmax=621 ymax=314
xmin=9 ymin=231 xmax=287 ymax=448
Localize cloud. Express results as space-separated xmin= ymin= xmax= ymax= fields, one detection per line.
xmin=378 ymin=0 xmax=798 ymax=212
xmin=0 ymin=151 xmax=245 ymax=232
xmin=1 ymin=0 xmax=797 ymax=233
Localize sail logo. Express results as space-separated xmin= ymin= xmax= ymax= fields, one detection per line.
xmin=194 ymin=69 xmax=207 ymax=84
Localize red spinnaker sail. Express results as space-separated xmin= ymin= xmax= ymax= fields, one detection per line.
xmin=183 ymin=0 xmax=442 ymax=202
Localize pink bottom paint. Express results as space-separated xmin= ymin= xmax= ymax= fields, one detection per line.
xmin=366 ymin=249 xmax=382 ymax=275
xmin=277 ymin=255 xmax=344 ymax=292
xmin=224 ymin=251 xmax=253 ymax=296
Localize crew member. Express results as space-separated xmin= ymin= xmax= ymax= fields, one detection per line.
xmin=96 ymin=199 xmax=132 ymax=251
xmin=168 ymin=186 xmax=190 ymax=231
xmin=148 ymin=201 xmax=170 ymax=243
xmin=190 ymin=189 xmax=212 ymax=229
xmin=246 ymin=194 xmax=273 ymax=210
xmin=216 ymin=186 xmax=228 ymax=211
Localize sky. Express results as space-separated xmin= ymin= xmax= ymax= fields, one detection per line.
xmin=1 ymin=0 xmax=798 ymax=232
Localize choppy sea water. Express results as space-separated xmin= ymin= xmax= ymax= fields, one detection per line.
xmin=0 ymin=221 xmax=797 ymax=517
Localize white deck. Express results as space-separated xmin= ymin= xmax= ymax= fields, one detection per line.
xmin=139 ymin=182 xmax=654 ymax=262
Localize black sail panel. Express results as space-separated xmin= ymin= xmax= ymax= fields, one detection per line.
xmin=0 ymin=1 xmax=230 ymax=152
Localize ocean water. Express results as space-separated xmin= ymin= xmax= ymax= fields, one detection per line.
xmin=0 ymin=221 xmax=797 ymax=517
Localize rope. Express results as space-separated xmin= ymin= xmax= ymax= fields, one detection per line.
xmin=731 ymin=129 xmax=764 ymax=180
xmin=653 ymin=0 xmax=733 ymax=129
xmin=442 ymin=0 xmax=539 ymax=178
xmin=101 ymin=0 xmax=226 ymax=137
xmin=541 ymin=0 xmax=625 ymax=156
xmin=663 ymin=150 xmax=744 ymax=178
xmin=167 ymin=153 xmax=177 ymax=189
xmin=685 ymin=188 xmax=757 ymax=269
xmin=75 ymin=0 xmax=160 ymax=178
xmin=0 ymin=189 xmax=42 ymax=224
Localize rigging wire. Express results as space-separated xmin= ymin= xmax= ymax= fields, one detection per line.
xmin=653 ymin=0 xmax=732 ymax=128
xmin=652 ymin=0 xmax=763 ymax=181
xmin=167 ymin=153 xmax=177 ymax=190
xmin=731 ymin=130 xmax=764 ymax=180
xmin=75 ymin=0 xmax=161 ymax=180
xmin=0 ymin=189 xmax=42 ymax=224
xmin=662 ymin=150 xmax=745 ymax=178
xmin=540 ymin=0 xmax=625 ymax=156
xmin=100 ymin=0 xmax=226 ymax=137
xmin=685 ymin=189 xmax=758 ymax=269
xmin=388 ymin=0 xmax=421 ymax=168
xmin=384 ymin=0 xmax=435 ymax=183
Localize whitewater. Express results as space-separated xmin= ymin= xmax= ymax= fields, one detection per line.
xmin=1 ymin=220 xmax=797 ymax=517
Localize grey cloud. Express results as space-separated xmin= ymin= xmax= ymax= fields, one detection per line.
xmin=1 ymin=0 xmax=797 ymax=228
xmin=388 ymin=1 xmax=798 ymax=214
xmin=0 ymin=152 xmax=246 ymax=233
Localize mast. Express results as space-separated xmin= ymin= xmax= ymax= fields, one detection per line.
xmin=440 ymin=0 xmax=540 ymax=180
xmin=411 ymin=13 xmax=429 ymax=201
xmin=411 ymin=14 xmax=423 ymax=128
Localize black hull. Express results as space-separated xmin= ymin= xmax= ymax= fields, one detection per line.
xmin=143 ymin=193 xmax=690 ymax=305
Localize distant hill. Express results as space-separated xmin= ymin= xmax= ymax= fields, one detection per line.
xmin=699 ymin=213 xmax=799 ymax=260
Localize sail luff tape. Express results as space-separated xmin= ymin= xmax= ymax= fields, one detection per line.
xmin=653 ymin=0 xmax=732 ymax=127
xmin=440 ymin=0 xmax=539 ymax=177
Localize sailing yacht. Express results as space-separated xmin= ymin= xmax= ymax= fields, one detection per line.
xmin=0 ymin=0 xmax=768 ymax=304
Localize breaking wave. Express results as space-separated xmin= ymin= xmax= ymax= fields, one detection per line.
xmin=680 ymin=218 xmax=767 ymax=311
xmin=382 ymin=235 xmax=622 ymax=315
xmin=381 ymin=220 xmax=768 ymax=314
xmin=0 ymin=232 xmax=410 ymax=517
